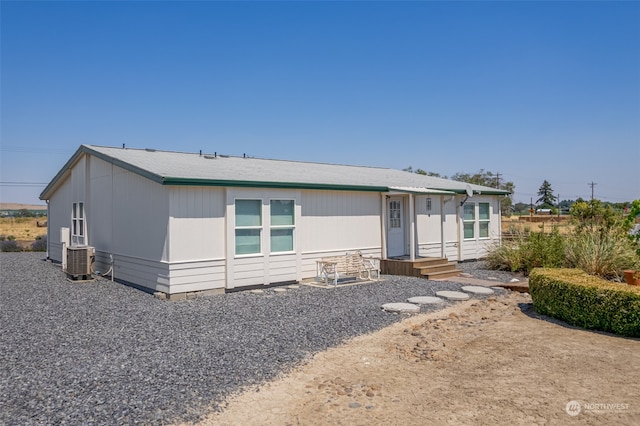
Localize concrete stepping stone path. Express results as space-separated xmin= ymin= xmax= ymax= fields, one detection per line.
xmin=461 ymin=286 xmax=495 ymax=295
xmin=407 ymin=296 xmax=444 ymax=305
xmin=435 ymin=290 xmax=470 ymax=301
xmin=381 ymin=302 xmax=420 ymax=313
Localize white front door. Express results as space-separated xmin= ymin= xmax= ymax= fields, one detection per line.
xmin=387 ymin=197 xmax=405 ymax=257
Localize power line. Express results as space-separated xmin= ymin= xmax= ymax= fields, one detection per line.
xmin=0 ymin=182 xmax=48 ymax=187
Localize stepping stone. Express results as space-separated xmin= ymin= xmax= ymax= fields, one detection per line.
xmin=381 ymin=302 xmax=420 ymax=313
xmin=435 ymin=290 xmax=470 ymax=301
xmin=461 ymin=286 xmax=495 ymax=295
xmin=250 ymin=289 xmax=264 ymax=294
xmin=509 ymin=278 xmax=520 ymax=283
xmin=287 ymin=284 xmax=300 ymax=289
xmin=407 ymin=296 xmax=444 ymax=305
xmin=273 ymin=288 xmax=287 ymax=293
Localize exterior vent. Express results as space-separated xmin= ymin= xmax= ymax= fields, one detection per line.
xmin=66 ymin=246 xmax=95 ymax=277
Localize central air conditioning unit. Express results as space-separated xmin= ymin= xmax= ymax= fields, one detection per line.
xmin=65 ymin=246 xmax=95 ymax=276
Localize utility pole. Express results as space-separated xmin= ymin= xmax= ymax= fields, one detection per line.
xmin=530 ymin=197 xmax=534 ymax=216
xmin=495 ymin=172 xmax=501 ymax=189
xmin=588 ymin=182 xmax=597 ymax=201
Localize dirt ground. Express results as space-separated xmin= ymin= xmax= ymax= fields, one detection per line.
xmin=196 ymin=291 xmax=640 ymax=426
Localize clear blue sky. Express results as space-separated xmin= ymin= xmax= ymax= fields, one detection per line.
xmin=2 ymin=1 xmax=639 ymax=206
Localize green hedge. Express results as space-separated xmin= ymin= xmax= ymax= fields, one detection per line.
xmin=529 ymin=268 xmax=640 ymax=337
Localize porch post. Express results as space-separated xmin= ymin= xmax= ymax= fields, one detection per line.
xmin=380 ymin=193 xmax=387 ymax=259
xmin=440 ymin=196 xmax=446 ymax=258
xmin=409 ymin=193 xmax=415 ymax=261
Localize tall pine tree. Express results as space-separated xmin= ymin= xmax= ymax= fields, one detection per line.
xmin=536 ymin=180 xmax=557 ymax=208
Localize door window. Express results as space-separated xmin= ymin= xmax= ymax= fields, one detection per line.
xmin=389 ymin=201 xmax=401 ymax=228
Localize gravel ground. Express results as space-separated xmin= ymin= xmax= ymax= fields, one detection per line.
xmin=0 ymin=253 xmax=514 ymax=425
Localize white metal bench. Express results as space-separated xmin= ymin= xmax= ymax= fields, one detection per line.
xmin=316 ymin=251 xmax=380 ymax=286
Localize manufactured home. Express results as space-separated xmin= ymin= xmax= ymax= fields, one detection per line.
xmin=40 ymin=145 xmax=510 ymax=295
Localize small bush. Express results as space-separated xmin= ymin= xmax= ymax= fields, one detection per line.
xmin=529 ymin=268 xmax=640 ymax=337
xmin=486 ymin=231 xmax=529 ymax=272
xmin=7 ymin=235 xmax=16 ymax=241
xmin=487 ymin=229 xmax=565 ymax=274
xmin=0 ymin=240 xmax=21 ymax=252
xmin=565 ymin=230 xmax=639 ymax=281
xmin=31 ymin=236 xmax=47 ymax=252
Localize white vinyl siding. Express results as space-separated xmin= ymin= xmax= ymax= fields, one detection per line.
xmin=299 ymin=190 xmax=381 ymax=254
xmin=270 ymin=200 xmax=294 ymax=253
xmin=235 ymin=200 xmax=262 ymax=255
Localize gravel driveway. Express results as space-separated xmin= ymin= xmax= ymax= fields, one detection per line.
xmin=0 ymin=253 xmax=513 ymax=425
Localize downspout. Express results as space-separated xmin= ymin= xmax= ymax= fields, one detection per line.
xmin=498 ymin=198 xmax=503 ymax=246
xmin=456 ymin=197 xmax=462 ymax=261
xmin=45 ymin=199 xmax=50 ymax=260
xmin=440 ymin=196 xmax=445 ymax=258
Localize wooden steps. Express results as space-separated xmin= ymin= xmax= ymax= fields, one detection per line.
xmin=380 ymin=257 xmax=462 ymax=280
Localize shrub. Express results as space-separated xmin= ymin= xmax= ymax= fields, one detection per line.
xmin=565 ymin=229 xmax=639 ymax=281
xmin=487 ymin=228 xmax=565 ymax=274
xmin=529 ymin=268 xmax=640 ymax=337
xmin=7 ymin=235 xmax=15 ymax=241
xmin=486 ymin=231 xmax=528 ymax=272
xmin=31 ymin=236 xmax=47 ymax=252
xmin=0 ymin=240 xmax=21 ymax=252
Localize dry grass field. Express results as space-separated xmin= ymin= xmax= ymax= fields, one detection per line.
xmin=0 ymin=204 xmax=48 ymax=243
xmin=502 ymin=215 xmax=574 ymax=235
xmin=0 ymin=217 xmax=46 ymax=242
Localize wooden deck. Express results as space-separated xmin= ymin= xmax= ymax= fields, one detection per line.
xmin=380 ymin=257 xmax=461 ymax=279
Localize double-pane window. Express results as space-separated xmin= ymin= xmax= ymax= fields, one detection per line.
xmin=72 ymin=202 xmax=85 ymax=245
xmin=479 ymin=203 xmax=490 ymax=238
xmin=463 ymin=203 xmax=475 ymax=239
xmin=463 ymin=202 xmax=491 ymax=239
xmin=235 ymin=200 xmax=262 ymax=255
xmin=270 ymin=200 xmax=294 ymax=253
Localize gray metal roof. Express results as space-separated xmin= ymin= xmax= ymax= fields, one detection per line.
xmin=40 ymin=145 xmax=511 ymax=199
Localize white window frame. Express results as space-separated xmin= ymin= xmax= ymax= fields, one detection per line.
xmin=71 ymin=202 xmax=86 ymax=246
xmin=269 ymin=199 xmax=295 ymax=254
xmin=478 ymin=202 xmax=490 ymax=239
xmin=389 ymin=200 xmax=401 ymax=229
xmin=235 ymin=199 xmax=263 ymax=256
xmin=462 ymin=202 xmax=475 ymax=240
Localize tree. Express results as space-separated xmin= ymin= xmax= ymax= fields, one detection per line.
xmin=403 ymin=167 xmax=515 ymax=215
xmin=536 ymin=180 xmax=557 ymax=208
xmin=513 ymin=202 xmax=530 ymax=215
xmin=403 ymin=167 xmax=444 ymax=178
xmin=16 ymin=209 xmax=35 ymax=218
